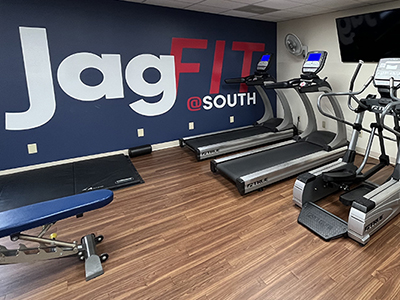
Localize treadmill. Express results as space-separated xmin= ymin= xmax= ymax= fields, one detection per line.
xmin=180 ymin=53 xmax=297 ymax=161
xmin=210 ymin=51 xmax=348 ymax=195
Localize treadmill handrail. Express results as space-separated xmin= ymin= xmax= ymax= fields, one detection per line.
xmin=225 ymin=74 xmax=277 ymax=85
xmin=224 ymin=71 xmax=294 ymax=127
xmin=245 ymin=78 xmax=300 ymax=89
xmin=225 ymin=77 xmax=245 ymax=84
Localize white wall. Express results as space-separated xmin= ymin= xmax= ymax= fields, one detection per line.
xmin=277 ymin=1 xmax=400 ymax=163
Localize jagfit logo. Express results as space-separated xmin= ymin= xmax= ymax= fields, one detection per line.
xmin=7 ymin=27 xmax=176 ymax=130
xmin=7 ymin=27 xmax=265 ymax=131
xmin=175 ymin=39 xmax=265 ymax=112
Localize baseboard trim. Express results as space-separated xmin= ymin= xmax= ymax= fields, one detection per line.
xmin=1 ymin=142 xmax=391 ymax=177
xmin=0 ymin=140 xmax=180 ymax=176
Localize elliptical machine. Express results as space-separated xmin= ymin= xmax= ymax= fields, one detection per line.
xmin=293 ymin=58 xmax=400 ymax=245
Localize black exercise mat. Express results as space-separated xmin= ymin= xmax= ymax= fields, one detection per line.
xmin=74 ymin=154 xmax=144 ymax=193
xmin=0 ymin=163 xmax=75 ymax=212
xmin=0 ymin=154 xmax=143 ymax=213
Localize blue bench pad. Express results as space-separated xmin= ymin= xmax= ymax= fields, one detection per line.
xmin=0 ymin=190 xmax=113 ymax=238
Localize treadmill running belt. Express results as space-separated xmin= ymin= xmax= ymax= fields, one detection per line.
xmin=0 ymin=154 xmax=143 ymax=213
xmin=217 ymin=142 xmax=323 ymax=180
xmin=185 ymin=126 xmax=275 ymax=149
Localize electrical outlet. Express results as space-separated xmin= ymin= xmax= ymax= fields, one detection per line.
xmin=27 ymin=143 xmax=38 ymax=154
xmin=137 ymin=128 xmax=144 ymax=137
xmin=189 ymin=122 xmax=194 ymax=130
xmin=230 ymin=116 xmax=234 ymax=123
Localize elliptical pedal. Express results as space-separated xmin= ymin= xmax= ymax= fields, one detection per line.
xmin=298 ymin=202 xmax=348 ymax=241
xmin=339 ymin=182 xmax=377 ymax=206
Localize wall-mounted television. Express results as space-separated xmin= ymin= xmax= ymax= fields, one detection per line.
xmin=336 ymin=8 xmax=400 ymax=63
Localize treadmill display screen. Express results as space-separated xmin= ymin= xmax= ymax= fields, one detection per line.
xmin=261 ymin=54 xmax=271 ymax=62
xmin=302 ymin=51 xmax=327 ymax=74
xmin=257 ymin=53 xmax=272 ymax=71
xmin=307 ymin=53 xmax=322 ymax=61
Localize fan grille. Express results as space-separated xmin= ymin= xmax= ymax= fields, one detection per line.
xmin=285 ymin=33 xmax=305 ymax=57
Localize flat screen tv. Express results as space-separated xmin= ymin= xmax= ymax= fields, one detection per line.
xmin=336 ymin=8 xmax=400 ymax=63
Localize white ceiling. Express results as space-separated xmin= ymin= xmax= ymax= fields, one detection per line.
xmin=121 ymin=0 xmax=397 ymax=22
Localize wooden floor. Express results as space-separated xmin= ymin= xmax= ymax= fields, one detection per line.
xmin=1 ymin=146 xmax=400 ymax=300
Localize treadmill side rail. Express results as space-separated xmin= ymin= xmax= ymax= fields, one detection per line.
xmin=196 ymin=129 xmax=294 ymax=160
xmin=240 ymin=146 xmax=347 ymax=194
xmin=212 ymin=139 xmax=296 ymax=166
xmin=181 ymin=125 xmax=254 ymax=142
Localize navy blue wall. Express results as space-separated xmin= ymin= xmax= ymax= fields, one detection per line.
xmin=0 ymin=0 xmax=276 ymax=170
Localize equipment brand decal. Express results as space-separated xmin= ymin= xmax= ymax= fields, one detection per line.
xmin=365 ymin=215 xmax=383 ymax=232
xmin=307 ymin=213 xmax=333 ymax=231
xmin=201 ymin=149 xmax=219 ymax=157
xmin=371 ymin=105 xmax=384 ymax=112
xmin=6 ymin=27 xmax=265 ymax=131
xmin=247 ymin=177 xmax=268 ymax=189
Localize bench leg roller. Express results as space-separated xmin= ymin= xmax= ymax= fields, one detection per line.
xmin=81 ymin=234 xmax=108 ymax=281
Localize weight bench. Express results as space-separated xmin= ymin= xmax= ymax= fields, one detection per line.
xmin=0 ymin=189 xmax=113 ymax=281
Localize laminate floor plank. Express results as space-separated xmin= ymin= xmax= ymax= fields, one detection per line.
xmin=0 ymin=147 xmax=399 ymax=300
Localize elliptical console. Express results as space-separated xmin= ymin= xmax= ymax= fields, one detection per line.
xmin=374 ymin=58 xmax=400 ymax=87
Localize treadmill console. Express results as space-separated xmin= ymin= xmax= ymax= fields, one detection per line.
xmin=374 ymin=58 xmax=400 ymax=88
xmin=256 ymin=53 xmax=272 ymax=72
xmin=302 ymin=51 xmax=327 ymax=75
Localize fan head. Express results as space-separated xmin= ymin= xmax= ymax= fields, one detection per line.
xmin=285 ymin=33 xmax=308 ymax=58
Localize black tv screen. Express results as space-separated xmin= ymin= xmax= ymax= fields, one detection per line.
xmin=336 ymin=8 xmax=400 ymax=62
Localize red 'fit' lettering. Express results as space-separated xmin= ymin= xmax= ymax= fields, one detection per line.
xmin=171 ymin=38 xmax=265 ymax=94
xmin=170 ymin=38 xmax=208 ymax=90
xmin=209 ymin=40 xmax=225 ymax=94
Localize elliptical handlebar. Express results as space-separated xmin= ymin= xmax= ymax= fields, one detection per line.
xmin=316 ymin=73 xmax=372 ymax=128
xmin=389 ymin=77 xmax=400 ymax=102
xmin=347 ymin=76 xmax=374 ymax=112
xmin=317 ymin=92 xmax=355 ymax=128
xmin=349 ymin=60 xmax=364 ymax=94
xmin=316 ymin=63 xmax=397 ymax=142
xmin=317 ymin=61 xmax=373 ymax=120
xmin=381 ymin=77 xmax=400 ymax=137
xmin=347 ymin=60 xmax=373 ymax=112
